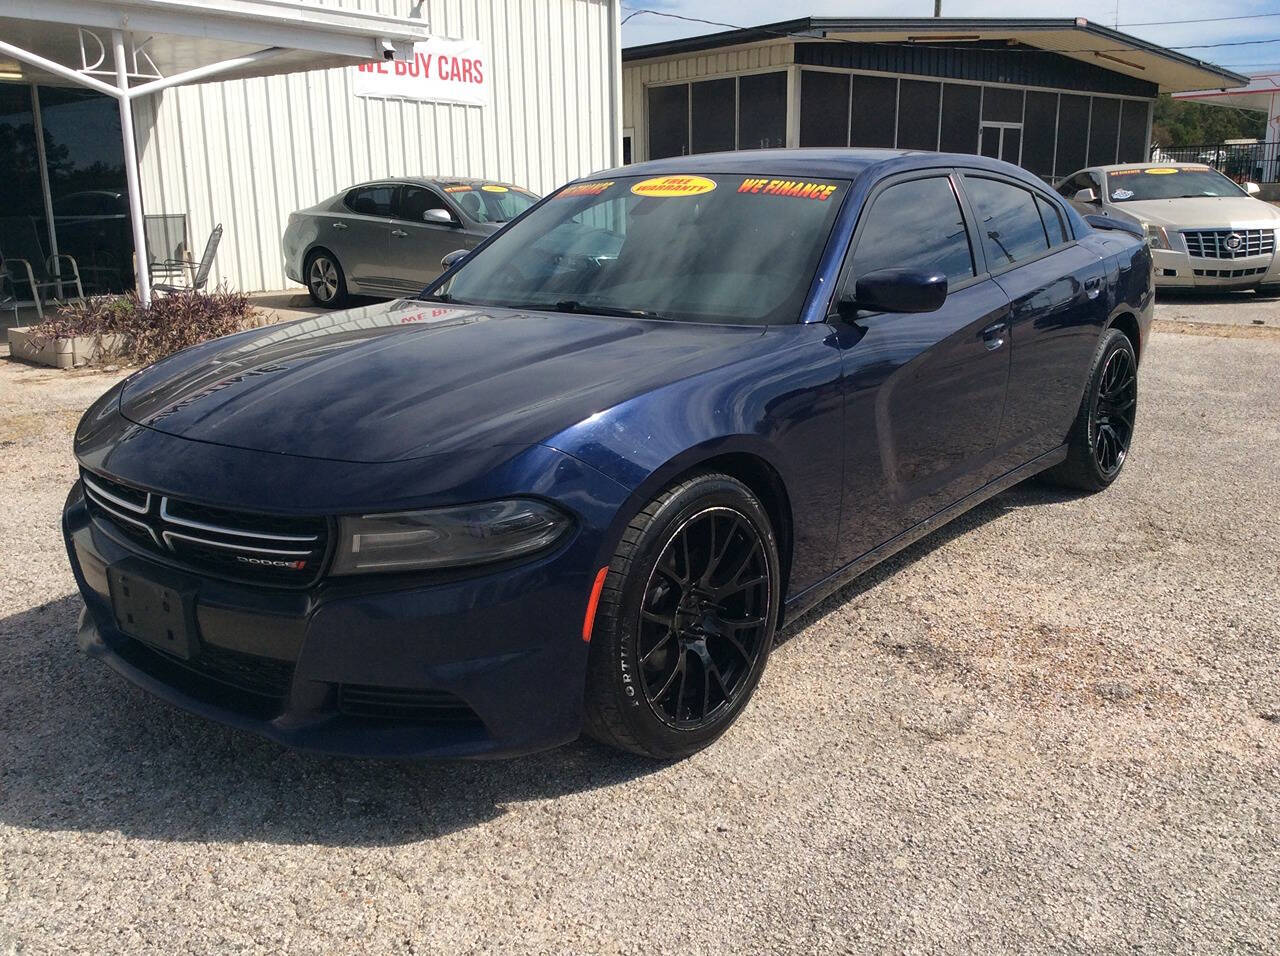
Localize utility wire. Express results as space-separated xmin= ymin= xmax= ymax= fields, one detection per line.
xmin=620 ymin=7 xmax=1280 ymax=57
xmin=1118 ymin=12 xmax=1280 ymax=28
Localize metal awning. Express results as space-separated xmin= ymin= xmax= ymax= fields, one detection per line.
xmin=0 ymin=0 xmax=431 ymax=304
xmin=1174 ymin=74 xmax=1280 ymax=112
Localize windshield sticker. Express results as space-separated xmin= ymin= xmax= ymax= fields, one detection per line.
xmin=444 ymin=185 xmax=472 ymax=193
xmin=737 ymin=178 xmax=839 ymax=201
xmin=1144 ymin=167 xmax=1180 ymax=175
xmin=556 ymin=180 xmax=615 ymax=198
xmin=630 ymin=175 xmax=717 ymax=197
xmin=481 ymin=184 xmax=509 ymax=192
xmin=1111 ymin=188 xmax=1134 ymax=200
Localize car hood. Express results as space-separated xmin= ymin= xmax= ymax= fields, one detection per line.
xmin=118 ymin=299 xmax=768 ymax=463
xmin=1110 ymin=195 xmax=1280 ymax=229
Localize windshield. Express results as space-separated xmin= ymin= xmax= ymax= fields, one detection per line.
xmin=445 ymin=183 xmax=538 ymax=223
xmin=435 ymin=173 xmax=849 ymax=325
xmin=1106 ymin=166 xmax=1246 ymax=202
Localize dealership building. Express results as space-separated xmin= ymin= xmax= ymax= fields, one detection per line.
xmin=622 ymin=18 xmax=1244 ymax=177
xmin=0 ymin=0 xmax=621 ymax=300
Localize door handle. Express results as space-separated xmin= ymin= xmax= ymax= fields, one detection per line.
xmin=1084 ymin=276 xmax=1102 ymax=299
xmin=391 ymin=229 xmax=408 ymax=238
xmin=331 ymin=222 xmax=348 ymax=230
xmin=982 ymin=321 xmax=1008 ymax=351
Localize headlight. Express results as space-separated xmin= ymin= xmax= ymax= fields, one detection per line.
xmin=1143 ymin=223 xmax=1173 ymax=250
xmin=330 ymin=499 xmax=571 ymax=575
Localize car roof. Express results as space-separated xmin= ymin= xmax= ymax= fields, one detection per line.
xmin=351 ymin=176 xmax=528 ymax=190
xmin=583 ymin=148 xmax=1057 ymax=189
xmin=1091 ymin=162 xmax=1215 ymax=174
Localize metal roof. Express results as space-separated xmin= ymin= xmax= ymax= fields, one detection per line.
xmin=622 ymin=17 xmax=1249 ymax=95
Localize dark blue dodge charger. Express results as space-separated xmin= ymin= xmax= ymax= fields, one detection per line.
xmin=64 ymin=150 xmax=1152 ymax=760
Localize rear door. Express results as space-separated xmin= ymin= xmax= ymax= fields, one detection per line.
xmin=333 ymin=184 xmax=395 ymax=292
xmin=386 ymin=185 xmax=477 ymax=293
xmin=958 ymin=172 xmax=1109 ymax=467
xmin=832 ymin=170 xmax=1014 ymax=566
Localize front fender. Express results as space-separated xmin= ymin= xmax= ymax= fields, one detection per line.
xmin=543 ymin=323 xmax=845 ymax=597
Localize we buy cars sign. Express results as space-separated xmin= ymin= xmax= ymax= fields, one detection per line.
xmin=352 ymin=38 xmax=490 ymax=107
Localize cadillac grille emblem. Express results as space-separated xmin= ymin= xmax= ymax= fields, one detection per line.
xmin=1224 ymin=233 xmax=1243 ymax=251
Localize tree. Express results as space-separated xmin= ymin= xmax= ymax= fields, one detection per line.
xmin=1151 ymin=93 xmax=1266 ymax=146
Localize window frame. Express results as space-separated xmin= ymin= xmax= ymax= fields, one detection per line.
xmin=831 ymin=168 xmax=985 ymax=317
xmin=955 ymin=170 xmax=1080 ymax=278
xmin=343 ymin=182 xmax=398 ymax=218
xmin=393 ymin=183 xmax=459 ymax=225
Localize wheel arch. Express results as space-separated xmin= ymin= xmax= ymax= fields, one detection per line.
xmin=1107 ymin=311 xmax=1142 ymax=361
xmin=606 ymin=443 xmax=796 ymax=625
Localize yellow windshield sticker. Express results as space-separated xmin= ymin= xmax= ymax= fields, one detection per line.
xmin=1144 ymin=167 xmax=1180 ymax=175
xmin=557 ymin=180 xmax=615 ymax=198
xmin=737 ymin=178 xmax=839 ymax=201
xmin=631 ymin=175 xmax=717 ymax=197
xmin=481 ymin=184 xmax=509 ymax=192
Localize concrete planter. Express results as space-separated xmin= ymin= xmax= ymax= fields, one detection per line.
xmin=6 ymin=326 xmax=131 ymax=369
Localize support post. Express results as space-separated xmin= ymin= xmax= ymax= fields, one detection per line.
xmin=113 ymin=30 xmax=151 ymax=307
xmin=30 ymin=83 xmax=63 ymax=299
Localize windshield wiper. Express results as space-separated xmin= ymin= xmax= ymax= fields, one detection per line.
xmin=553 ymin=300 xmax=667 ymax=320
xmin=419 ymin=291 xmax=469 ymax=304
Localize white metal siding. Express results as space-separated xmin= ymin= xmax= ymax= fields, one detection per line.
xmin=621 ymin=42 xmax=794 ymax=162
xmin=134 ymin=0 xmax=619 ymax=292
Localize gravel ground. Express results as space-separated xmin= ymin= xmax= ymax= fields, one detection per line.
xmin=1 ymin=320 xmax=1278 ymax=954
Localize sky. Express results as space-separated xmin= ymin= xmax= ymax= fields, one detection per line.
xmin=619 ymin=0 xmax=1280 ymax=78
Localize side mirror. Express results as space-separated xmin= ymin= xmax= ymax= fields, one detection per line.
xmin=1246 ymin=181 xmax=1262 ymax=196
xmin=423 ymin=208 xmax=458 ymax=226
xmin=440 ymin=249 xmax=469 ymax=270
xmin=1072 ymin=188 xmax=1099 ymax=204
xmin=838 ymin=269 xmax=948 ymax=317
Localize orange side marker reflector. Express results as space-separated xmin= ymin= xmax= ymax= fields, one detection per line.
xmin=582 ymin=566 xmax=609 ymax=642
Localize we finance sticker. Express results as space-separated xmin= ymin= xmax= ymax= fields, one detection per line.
xmin=737 ymin=178 xmax=839 ymax=201
xmin=481 ymin=184 xmax=509 ymax=192
xmin=556 ymin=180 xmax=615 ymax=198
xmin=630 ymin=175 xmax=717 ymax=197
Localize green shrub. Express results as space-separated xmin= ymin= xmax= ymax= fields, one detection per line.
xmin=29 ymin=288 xmax=262 ymax=366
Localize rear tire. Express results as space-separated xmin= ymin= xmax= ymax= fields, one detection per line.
xmin=583 ymin=472 xmax=781 ymax=760
xmin=1042 ymin=328 xmax=1138 ymax=492
xmin=305 ymin=250 xmax=348 ymax=307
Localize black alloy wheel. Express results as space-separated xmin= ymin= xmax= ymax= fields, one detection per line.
xmin=1092 ymin=344 xmax=1136 ymax=478
xmin=1044 ymin=327 xmax=1139 ymax=492
xmin=583 ymin=472 xmax=781 ymax=759
xmin=638 ymin=507 xmax=771 ymax=729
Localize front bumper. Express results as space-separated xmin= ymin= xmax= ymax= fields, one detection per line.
xmin=63 ymin=464 xmax=624 ymax=759
xmin=1152 ymin=247 xmax=1280 ymax=289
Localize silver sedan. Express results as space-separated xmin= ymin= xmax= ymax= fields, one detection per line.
xmin=283 ymin=178 xmax=538 ymax=306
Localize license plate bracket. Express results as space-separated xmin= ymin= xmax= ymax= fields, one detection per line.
xmin=107 ymin=564 xmax=198 ymax=660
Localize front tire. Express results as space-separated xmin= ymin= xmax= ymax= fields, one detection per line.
xmin=583 ymin=473 xmax=781 ymax=759
xmin=305 ymin=250 xmax=348 ymax=307
xmin=1043 ymin=327 xmax=1138 ymax=492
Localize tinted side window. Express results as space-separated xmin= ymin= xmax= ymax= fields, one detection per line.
xmin=345 ymin=185 xmax=394 ymax=216
xmin=397 ymin=186 xmax=452 ymax=222
xmin=1036 ymin=195 xmax=1070 ymax=246
xmin=964 ymin=176 xmax=1049 ymax=268
xmin=849 ymin=176 xmax=975 ymax=285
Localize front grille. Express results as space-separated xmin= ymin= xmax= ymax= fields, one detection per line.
xmin=1182 ymin=228 xmax=1275 ymax=260
xmin=1192 ymin=266 xmax=1268 ymax=278
xmin=115 ymin=638 xmax=295 ymax=719
xmin=82 ymin=469 xmax=330 ymax=587
xmin=338 ymin=684 xmax=483 ymax=725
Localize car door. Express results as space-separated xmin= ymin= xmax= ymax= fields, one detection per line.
xmin=331 ymin=183 xmax=395 ymax=292
xmin=958 ymin=172 xmax=1109 ymax=469
xmin=832 ymin=171 xmax=1014 ymax=567
xmin=387 ymin=184 xmax=477 ymax=293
